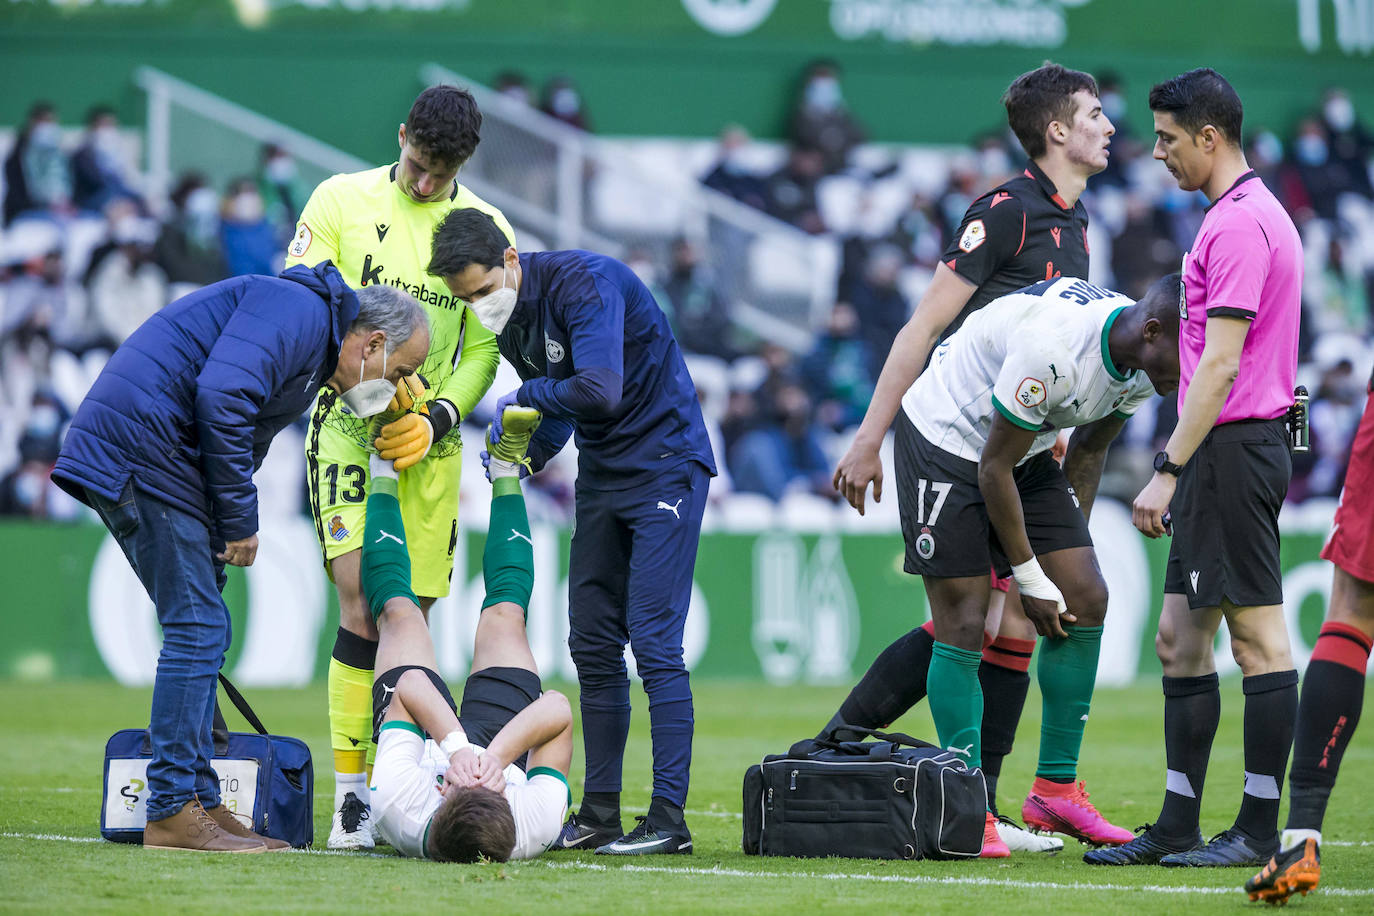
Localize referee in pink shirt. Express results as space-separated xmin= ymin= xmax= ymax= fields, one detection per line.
xmin=1085 ymin=69 xmax=1304 ymax=869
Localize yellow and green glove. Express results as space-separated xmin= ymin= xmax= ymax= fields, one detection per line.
xmin=373 ymin=374 xmax=459 ymax=471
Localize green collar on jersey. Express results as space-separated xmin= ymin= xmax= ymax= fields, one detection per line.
xmin=1099 ymin=306 xmax=1135 ymax=381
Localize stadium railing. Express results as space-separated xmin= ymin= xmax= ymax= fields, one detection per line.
xmin=419 ymin=64 xmax=839 ymax=351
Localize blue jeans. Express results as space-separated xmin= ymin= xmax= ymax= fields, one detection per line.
xmin=90 ymin=483 xmax=231 ymax=822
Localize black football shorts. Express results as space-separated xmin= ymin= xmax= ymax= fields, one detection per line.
xmin=894 ymin=412 xmax=1093 ymax=579
xmin=1164 ymin=417 xmax=1290 ymax=608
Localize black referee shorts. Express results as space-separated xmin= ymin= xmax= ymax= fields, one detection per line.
xmin=1164 ymin=417 xmax=1291 ymax=609
xmin=894 ymin=412 xmax=1092 ymax=579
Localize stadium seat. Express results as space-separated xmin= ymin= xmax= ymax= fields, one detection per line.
xmin=717 ymin=492 xmax=777 ymax=531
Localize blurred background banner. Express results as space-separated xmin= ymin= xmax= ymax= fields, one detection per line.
xmin=0 ymin=507 xmax=1337 ymax=686
xmin=2 ymin=0 xmax=1371 ymax=686
xmin=2 ymin=1 xmax=1372 ymax=150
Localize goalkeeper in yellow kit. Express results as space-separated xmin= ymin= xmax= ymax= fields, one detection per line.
xmin=284 ymin=85 xmax=515 ymax=849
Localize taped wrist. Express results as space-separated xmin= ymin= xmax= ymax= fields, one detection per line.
xmin=427 ymin=399 xmax=458 ymax=441
xmin=361 ymin=484 xmax=417 ymax=621
xmin=1011 ymin=557 xmax=1064 ymax=609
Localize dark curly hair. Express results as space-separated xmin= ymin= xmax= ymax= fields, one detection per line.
xmin=406 ymin=85 xmax=482 ymax=170
xmin=1002 ymin=62 xmax=1100 ymax=160
xmin=426 ymin=785 xmax=516 ymax=863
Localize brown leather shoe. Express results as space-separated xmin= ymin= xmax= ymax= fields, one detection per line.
xmin=202 ymin=803 xmax=291 ymax=850
xmin=143 ymin=799 xmax=268 ymax=852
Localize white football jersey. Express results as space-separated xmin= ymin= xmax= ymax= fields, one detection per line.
xmin=901 ymin=277 xmax=1157 ymax=464
xmin=369 ymin=721 xmax=570 ymax=861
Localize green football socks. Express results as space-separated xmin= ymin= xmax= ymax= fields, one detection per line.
xmin=928 ymin=641 xmax=984 ymax=770
xmin=1035 ymin=624 xmax=1104 ymax=780
xmin=360 ymin=473 xmax=417 ymax=622
xmin=481 ymin=476 xmax=534 ymax=616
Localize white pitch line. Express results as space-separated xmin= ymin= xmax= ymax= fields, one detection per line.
xmin=4 ymin=829 xmax=1373 ymax=895
xmin=1 ymin=832 xmax=102 ymax=843
xmin=535 ymin=860 xmax=1374 ymax=898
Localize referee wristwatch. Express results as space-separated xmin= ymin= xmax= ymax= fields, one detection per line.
xmin=1153 ymin=450 xmax=1185 ymax=477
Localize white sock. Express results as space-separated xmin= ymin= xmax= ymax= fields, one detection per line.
xmin=368 ymin=452 xmax=398 ymax=482
xmin=334 ymin=771 xmax=368 ymax=810
xmin=489 ymin=457 xmax=521 ymax=479
xmin=1280 ymin=828 xmax=1321 ymax=852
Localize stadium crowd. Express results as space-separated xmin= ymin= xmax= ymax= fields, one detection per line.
xmin=1 ymin=76 xmax=1372 ymax=521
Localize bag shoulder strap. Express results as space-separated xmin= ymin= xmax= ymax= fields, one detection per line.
xmin=217 ymin=673 xmax=269 ymax=736
xmin=816 ymin=722 xmax=936 ymax=751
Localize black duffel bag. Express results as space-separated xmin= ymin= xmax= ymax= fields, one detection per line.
xmin=741 ymin=725 xmax=985 ymax=860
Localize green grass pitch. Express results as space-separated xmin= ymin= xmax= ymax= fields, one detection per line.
xmin=1 ymin=678 xmax=1371 ymax=913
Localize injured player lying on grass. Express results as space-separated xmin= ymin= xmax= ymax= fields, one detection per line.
xmin=362 ymin=405 xmax=573 ymax=862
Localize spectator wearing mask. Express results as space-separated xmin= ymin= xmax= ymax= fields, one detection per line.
xmin=847 ymin=244 xmax=910 ymax=379
xmin=1320 ymin=87 xmax=1374 ymax=199
xmin=70 ymin=106 xmax=144 ymax=215
xmin=495 ymin=71 xmax=533 ymax=106
xmin=0 ymin=391 xmax=76 ymax=520
xmin=220 ymin=178 xmax=281 ymax=278
xmin=86 ymin=200 xmax=167 ymax=345
xmin=154 ymin=174 xmax=228 ymax=287
xmin=800 ymin=302 xmax=874 ymax=432
xmin=657 ymin=237 xmax=738 ymax=362
xmin=788 ymin=60 xmax=865 ymax=176
xmin=702 ymin=125 xmax=768 ymax=212
xmin=257 ymin=144 xmax=303 ymax=237
xmin=3 ymin=102 xmax=71 ymax=225
xmin=1292 ymin=117 xmax=1355 ymax=221
xmin=541 ymin=76 xmax=590 ymax=131
xmin=729 ymin=382 xmax=832 ymax=502
xmin=765 ymin=145 xmax=826 ymax=234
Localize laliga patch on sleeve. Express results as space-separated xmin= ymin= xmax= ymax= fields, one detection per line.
xmin=289 ymin=222 xmax=313 ymax=258
xmin=1016 ymin=377 xmax=1046 ymax=407
xmin=958 ymin=219 xmax=986 ymax=253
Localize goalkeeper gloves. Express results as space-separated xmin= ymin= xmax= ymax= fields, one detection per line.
xmin=373 ymin=374 xmax=460 ymax=471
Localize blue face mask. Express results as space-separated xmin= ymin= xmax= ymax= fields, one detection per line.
xmin=805 ymin=77 xmax=842 ymax=112
xmin=1296 ymin=135 xmax=1328 ymax=167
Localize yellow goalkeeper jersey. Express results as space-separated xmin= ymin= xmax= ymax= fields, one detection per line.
xmin=285 ymin=163 xmax=514 ymax=420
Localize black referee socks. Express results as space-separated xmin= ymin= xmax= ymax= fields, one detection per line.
xmin=1156 ymin=673 xmax=1220 ymax=839
xmin=1234 ymin=669 xmax=1299 ymax=842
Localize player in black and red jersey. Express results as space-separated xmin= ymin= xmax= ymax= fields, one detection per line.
xmin=829 ymin=62 xmax=1127 ymax=856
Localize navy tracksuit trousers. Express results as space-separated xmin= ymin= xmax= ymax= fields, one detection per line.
xmin=568 ymin=460 xmax=710 ymax=807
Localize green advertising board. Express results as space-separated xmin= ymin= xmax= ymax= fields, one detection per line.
xmin=2 ymin=0 xmax=1371 ymax=154
xmin=0 ymin=497 xmax=1338 ymax=686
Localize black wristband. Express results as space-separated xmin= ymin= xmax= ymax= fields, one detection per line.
xmin=426 ymin=398 xmax=459 ymax=440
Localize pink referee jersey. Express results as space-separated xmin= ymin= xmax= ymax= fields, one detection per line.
xmin=1178 ymin=171 xmax=1303 ymax=424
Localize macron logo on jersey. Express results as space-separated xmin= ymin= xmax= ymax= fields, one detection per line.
xmin=990 ymin=192 xmax=1013 ymax=207
xmin=376 ymin=223 xmax=390 ymax=243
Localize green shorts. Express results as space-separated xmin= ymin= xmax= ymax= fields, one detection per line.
xmin=306 ymin=393 xmax=463 ymax=598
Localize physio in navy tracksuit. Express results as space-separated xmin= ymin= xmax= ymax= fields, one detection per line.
xmin=430 ymin=209 xmax=717 ymax=855
xmin=53 ymin=264 xmax=430 ymax=852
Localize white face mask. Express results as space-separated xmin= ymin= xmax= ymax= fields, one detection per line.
xmin=468 ymin=264 xmax=518 ymax=334
xmin=1325 ymin=96 xmax=1356 ymax=132
xmin=339 ymin=342 xmax=394 ymax=417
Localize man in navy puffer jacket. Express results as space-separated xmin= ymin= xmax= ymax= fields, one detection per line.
xmin=54 ymin=262 xmax=430 ymax=852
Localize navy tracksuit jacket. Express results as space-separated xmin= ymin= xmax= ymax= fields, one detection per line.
xmin=501 ymin=249 xmax=715 ymax=807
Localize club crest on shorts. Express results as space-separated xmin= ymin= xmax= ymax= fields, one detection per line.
xmin=916 ymin=526 xmax=936 ymax=559
xmin=1016 ymin=377 xmax=1046 ymax=407
xmin=958 ymin=219 xmax=986 ymax=253
xmin=328 ymin=515 xmax=349 ymax=542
